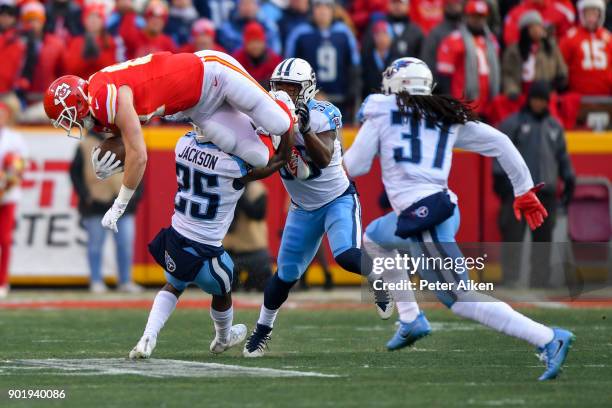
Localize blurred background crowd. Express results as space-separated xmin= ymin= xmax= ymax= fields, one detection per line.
xmin=0 ymin=0 xmax=611 ymax=128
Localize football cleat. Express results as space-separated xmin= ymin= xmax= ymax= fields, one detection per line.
xmin=129 ymin=335 xmax=157 ymax=359
xmin=210 ymin=324 xmax=248 ymax=354
xmin=370 ymin=276 xmax=394 ymax=319
xmin=386 ymin=312 xmax=431 ymax=351
xmin=537 ymin=327 xmax=575 ymax=381
xmin=243 ymin=324 xmax=272 ymax=358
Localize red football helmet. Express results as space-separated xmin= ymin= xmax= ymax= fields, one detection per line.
xmin=44 ymin=75 xmax=91 ymax=139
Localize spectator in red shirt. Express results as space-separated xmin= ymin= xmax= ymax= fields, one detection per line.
xmin=133 ymin=1 xmax=176 ymax=58
xmin=560 ymin=0 xmax=612 ymax=95
xmin=106 ymin=0 xmax=144 ymax=60
xmin=64 ymin=4 xmax=123 ymax=80
xmin=233 ymin=21 xmax=282 ymax=89
xmin=421 ymin=0 xmax=463 ymax=72
xmin=436 ymin=0 xmax=500 ymax=116
xmin=179 ymin=18 xmax=226 ymax=53
xmin=349 ymin=0 xmax=388 ymax=33
xmin=411 ymin=0 xmax=444 ymax=34
xmin=0 ymin=0 xmax=24 ymax=105
xmin=504 ymin=0 xmax=575 ymax=45
xmin=19 ymin=0 xmax=65 ymax=123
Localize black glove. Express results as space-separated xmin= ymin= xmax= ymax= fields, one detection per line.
xmin=296 ymin=102 xmax=311 ymax=135
xmin=561 ymin=176 xmax=576 ymax=208
xmin=83 ymin=33 xmax=100 ymax=60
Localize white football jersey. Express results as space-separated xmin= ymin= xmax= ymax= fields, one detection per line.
xmin=345 ymin=94 xmax=534 ymax=214
xmin=280 ymin=99 xmax=350 ymax=211
xmin=172 ymin=132 xmax=247 ymax=246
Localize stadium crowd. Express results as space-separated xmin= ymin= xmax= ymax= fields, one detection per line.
xmin=0 ymin=0 xmax=611 ymax=127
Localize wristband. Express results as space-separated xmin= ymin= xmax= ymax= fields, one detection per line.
xmin=116 ymin=184 xmax=135 ymax=206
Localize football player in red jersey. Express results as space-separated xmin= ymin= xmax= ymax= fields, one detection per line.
xmin=43 ymin=51 xmax=294 ymax=232
xmin=436 ymin=0 xmax=500 ymax=116
xmin=559 ymin=0 xmax=612 ymax=95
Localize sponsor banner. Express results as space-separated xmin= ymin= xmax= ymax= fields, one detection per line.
xmin=11 ymin=128 xmax=118 ymax=278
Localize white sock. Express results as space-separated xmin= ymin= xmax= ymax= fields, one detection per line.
xmin=210 ymin=307 xmax=233 ymax=342
xmin=257 ymin=305 xmax=279 ymax=328
xmin=451 ymin=292 xmax=554 ymax=348
xmin=143 ymin=290 xmax=178 ymax=338
xmin=397 ymin=301 xmax=420 ymax=323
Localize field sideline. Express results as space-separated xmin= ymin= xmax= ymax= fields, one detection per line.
xmin=1 ymin=290 xmax=611 ymax=407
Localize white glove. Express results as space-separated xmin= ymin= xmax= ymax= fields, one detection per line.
xmin=101 ymin=199 xmax=127 ymax=233
xmin=286 ymin=147 xmax=311 ymax=180
xmin=91 ymin=147 xmax=123 ymax=180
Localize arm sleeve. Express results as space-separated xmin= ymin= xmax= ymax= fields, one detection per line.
xmin=455 ymin=121 xmax=534 ymax=196
xmin=344 ymin=118 xmax=379 ymax=177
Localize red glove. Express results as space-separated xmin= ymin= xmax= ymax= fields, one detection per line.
xmin=513 ymin=183 xmax=548 ymax=230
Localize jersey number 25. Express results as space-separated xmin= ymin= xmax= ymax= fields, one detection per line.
xmin=175 ymin=163 xmax=219 ymax=220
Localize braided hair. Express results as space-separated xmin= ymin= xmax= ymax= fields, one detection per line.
xmin=395 ymin=91 xmax=478 ymax=128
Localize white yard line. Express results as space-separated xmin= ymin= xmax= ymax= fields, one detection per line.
xmin=1 ymin=358 xmax=340 ymax=378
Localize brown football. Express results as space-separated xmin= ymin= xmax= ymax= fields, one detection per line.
xmin=97 ymin=136 xmax=126 ymax=163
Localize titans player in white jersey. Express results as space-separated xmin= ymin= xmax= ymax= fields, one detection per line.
xmin=344 ymin=58 xmax=574 ymax=381
xmin=129 ymin=107 xmax=291 ymax=359
xmin=243 ymin=58 xmax=377 ymax=357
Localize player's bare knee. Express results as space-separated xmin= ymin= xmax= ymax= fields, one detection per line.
xmin=211 ymin=293 xmax=232 ymax=311
xmin=162 ymin=283 xmax=182 ymax=298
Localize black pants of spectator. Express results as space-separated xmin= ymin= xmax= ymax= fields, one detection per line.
xmin=498 ymin=192 xmax=557 ymax=288
xmin=229 ymin=250 xmax=273 ymax=292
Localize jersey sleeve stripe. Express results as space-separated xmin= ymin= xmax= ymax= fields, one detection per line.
xmin=106 ymin=84 xmax=118 ymax=124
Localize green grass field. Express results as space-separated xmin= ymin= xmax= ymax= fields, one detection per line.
xmin=1 ymin=305 xmax=611 ymax=407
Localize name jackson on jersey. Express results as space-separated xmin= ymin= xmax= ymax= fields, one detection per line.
xmin=177 ymin=144 xmax=222 ymax=170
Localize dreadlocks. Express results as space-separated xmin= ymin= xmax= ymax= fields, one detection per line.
xmin=395 ymin=91 xmax=478 ymax=128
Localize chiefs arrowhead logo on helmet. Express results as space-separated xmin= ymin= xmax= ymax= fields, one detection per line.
xmin=44 ymin=75 xmax=91 ymax=140
xmin=54 ymin=83 xmax=72 ymax=106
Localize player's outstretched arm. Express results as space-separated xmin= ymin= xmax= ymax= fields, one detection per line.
xmin=296 ymin=102 xmax=334 ymax=168
xmin=455 ymin=121 xmax=547 ymax=230
xmin=100 ymin=86 xmax=146 ymax=233
xmin=343 ymin=119 xmax=378 ymax=177
xmin=115 ymin=86 xmax=147 ymax=190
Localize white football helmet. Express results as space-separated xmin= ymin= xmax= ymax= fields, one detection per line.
xmin=577 ymin=0 xmax=606 ymax=28
xmin=270 ymin=58 xmax=317 ymax=103
xmin=382 ymin=57 xmax=434 ymax=96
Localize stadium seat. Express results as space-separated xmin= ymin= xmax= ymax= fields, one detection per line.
xmin=567 ymin=177 xmax=612 ymax=284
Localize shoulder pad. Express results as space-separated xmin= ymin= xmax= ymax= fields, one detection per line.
xmin=357 ymin=94 xmax=393 ymax=122
xmin=308 ymin=99 xmax=342 ymax=131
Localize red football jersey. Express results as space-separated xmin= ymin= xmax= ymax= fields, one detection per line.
xmin=560 ymin=26 xmax=612 ymax=95
xmin=410 ymin=0 xmax=444 ymax=35
xmin=437 ymin=31 xmax=499 ymax=113
xmin=504 ymin=0 xmax=575 ymax=45
xmin=87 ymin=52 xmax=203 ymax=130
